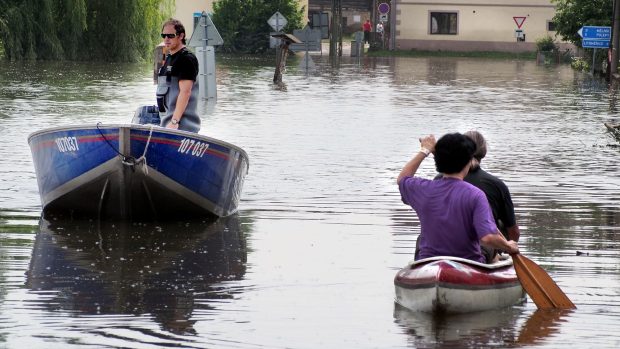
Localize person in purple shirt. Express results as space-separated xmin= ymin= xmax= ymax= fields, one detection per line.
xmin=397 ymin=133 xmax=519 ymax=263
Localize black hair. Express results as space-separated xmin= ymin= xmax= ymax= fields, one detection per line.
xmin=434 ymin=133 xmax=476 ymax=174
xmin=162 ymin=18 xmax=187 ymax=45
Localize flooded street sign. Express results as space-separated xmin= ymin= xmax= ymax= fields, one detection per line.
xmin=188 ymin=11 xmax=223 ymax=100
xmin=290 ymin=25 xmax=322 ymax=52
xmin=268 ymin=11 xmax=287 ymax=32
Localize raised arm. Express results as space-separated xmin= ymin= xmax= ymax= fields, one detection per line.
xmin=397 ymin=135 xmax=436 ymax=184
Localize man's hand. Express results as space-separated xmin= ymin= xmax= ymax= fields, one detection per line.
xmin=419 ymin=134 xmax=436 ymax=153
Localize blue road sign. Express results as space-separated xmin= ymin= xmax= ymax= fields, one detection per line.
xmin=578 ymin=26 xmax=611 ymax=40
xmin=582 ymin=39 xmax=610 ymax=48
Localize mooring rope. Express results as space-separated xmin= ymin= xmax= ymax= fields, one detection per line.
xmin=96 ymin=122 xmax=154 ymax=175
xmin=134 ymin=124 xmax=154 ymax=175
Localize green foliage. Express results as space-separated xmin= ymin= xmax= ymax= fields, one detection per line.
xmin=0 ymin=0 xmax=173 ymax=61
xmin=551 ymin=0 xmax=612 ymax=46
xmin=535 ymin=35 xmax=557 ymax=52
xmin=212 ymin=0 xmax=305 ymax=54
xmin=571 ymin=57 xmax=590 ymax=71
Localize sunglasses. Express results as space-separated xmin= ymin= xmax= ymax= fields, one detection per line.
xmin=161 ymin=33 xmax=178 ymax=39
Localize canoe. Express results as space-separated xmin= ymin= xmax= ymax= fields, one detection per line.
xmin=394 ymin=256 xmax=525 ymax=313
xmin=28 ymin=123 xmax=249 ymax=220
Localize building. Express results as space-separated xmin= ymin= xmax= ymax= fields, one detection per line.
xmin=392 ymin=0 xmax=570 ymax=52
xmin=308 ymin=0 xmax=572 ymax=52
xmin=309 ymin=0 xmax=372 ymax=34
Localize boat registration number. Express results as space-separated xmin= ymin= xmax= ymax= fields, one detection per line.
xmin=55 ymin=137 xmax=80 ymax=152
xmin=178 ymin=138 xmax=209 ymax=158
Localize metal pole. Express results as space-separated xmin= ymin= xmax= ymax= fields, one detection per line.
xmin=592 ymin=48 xmax=597 ymax=75
xmin=611 ymin=0 xmax=620 ymax=75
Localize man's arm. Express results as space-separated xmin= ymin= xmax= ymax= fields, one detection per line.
xmin=396 ymin=135 xmax=436 ymax=184
xmin=481 ymin=231 xmax=519 ymax=254
xmin=167 ymin=79 xmax=193 ymax=128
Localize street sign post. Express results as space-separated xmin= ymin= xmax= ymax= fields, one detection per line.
xmin=577 ymin=26 xmax=612 ymax=75
xmin=378 ymin=3 xmax=390 ymax=14
xmin=578 ymin=26 xmax=612 ymax=40
xmin=268 ymin=11 xmax=287 ymax=32
xmin=188 ymin=11 xmax=223 ymax=100
xmin=582 ymin=39 xmax=610 ymax=48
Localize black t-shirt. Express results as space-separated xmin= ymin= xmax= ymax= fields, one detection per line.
xmin=464 ymin=167 xmax=516 ymax=237
xmin=162 ymin=48 xmax=198 ymax=81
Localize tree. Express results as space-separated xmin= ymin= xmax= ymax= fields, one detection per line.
xmin=211 ymin=0 xmax=305 ymax=53
xmin=0 ymin=0 xmax=173 ymax=61
xmin=552 ymin=0 xmax=613 ymax=46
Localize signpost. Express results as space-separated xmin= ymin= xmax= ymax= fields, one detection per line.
xmin=269 ymin=12 xmax=288 ymax=49
xmin=513 ymin=17 xmax=526 ymax=29
xmin=268 ymin=11 xmax=287 ymax=32
xmin=578 ymin=26 xmax=612 ymax=40
xmin=188 ymin=11 xmax=223 ymax=100
xmin=378 ymin=2 xmax=390 ymax=15
xmin=578 ymin=26 xmax=612 ymax=74
xmin=582 ymin=39 xmax=610 ymax=48
xmin=290 ymin=25 xmax=322 ymax=53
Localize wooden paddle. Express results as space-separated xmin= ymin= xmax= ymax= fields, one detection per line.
xmin=512 ymin=254 xmax=576 ymax=309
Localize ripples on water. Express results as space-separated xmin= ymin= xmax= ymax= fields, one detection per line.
xmin=1 ymin=55 xmax=620 ymax=348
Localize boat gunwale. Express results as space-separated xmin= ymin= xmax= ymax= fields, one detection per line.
xmin=27 ymin=123 xmax=250 ymax=171
xmin=407 ymin=255 xmax=514 ymax=269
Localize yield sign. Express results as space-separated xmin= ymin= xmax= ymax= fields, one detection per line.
xmin=513 ymin=16 xmax=526 ymax=29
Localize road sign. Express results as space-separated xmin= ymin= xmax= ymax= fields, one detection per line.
xmin=290 ymin=25 xmax=322 ymax=52
xmin=578 ymin=26 xmax=611 ymax=40
xmin=380 ymin=14 xmax=388 ymax=22
xmin=582 ymin=39 xmax=610 ymax=48
xmin=268 ymin=11 xmax=287 ymax=32
xmin=378 ymin=2 xmax=390 ymax=14
xmin=513 ymin=17 xmax=526 ymax=29
xmin=188 ymin=12 xmax=223 ymax=47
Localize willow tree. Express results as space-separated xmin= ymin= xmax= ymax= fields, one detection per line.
xmin=0 ymin=0 xmax=173 ymax=61
xmin=212 ymin=0 xmax=305 ymax=53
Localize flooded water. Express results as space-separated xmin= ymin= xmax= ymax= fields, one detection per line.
xmin=1 ymin=53 xmax=620 ymax=348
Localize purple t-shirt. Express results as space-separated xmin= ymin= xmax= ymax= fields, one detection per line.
xmin=399 ymin=176 xmax=498 ymax=263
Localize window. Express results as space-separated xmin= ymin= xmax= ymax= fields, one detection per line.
xmin=547 ymin=21 xmax=556 ymax=32
xmin=430 ymin=12 xmax=458 ymax=35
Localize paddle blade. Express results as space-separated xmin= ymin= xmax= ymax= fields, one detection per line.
xmin=512 ymin=254 xmax=576 ymax=309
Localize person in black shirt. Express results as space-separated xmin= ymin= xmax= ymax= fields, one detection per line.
xmin=157 ymin=19 xmax=200 ymax=132
xmin=464 ymin=130 xmax=520 ymax=242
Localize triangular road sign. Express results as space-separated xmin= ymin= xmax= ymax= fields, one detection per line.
xmin=513 ymin=16 xmax=526 ymax=29
xmin=188 ymin=11 xmax=223 ymax=47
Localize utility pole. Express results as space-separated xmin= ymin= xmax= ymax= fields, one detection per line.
xmin=330 ymin=0 xmax=342 ymax=57
xmin=612 ymin=0 xmax=620 ymax=75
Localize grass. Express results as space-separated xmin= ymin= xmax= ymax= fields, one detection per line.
xmin=366 ymin=49 xmax=537 ymax=60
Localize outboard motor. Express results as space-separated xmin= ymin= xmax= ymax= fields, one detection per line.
xmin=132 ymin=105 xmax=161 ymax=126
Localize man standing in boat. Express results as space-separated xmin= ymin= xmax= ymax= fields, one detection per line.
xmin=397 ymin=133 xmax=519 ymax=263
xmin=157 ymin=19 xmax=200 ymax=132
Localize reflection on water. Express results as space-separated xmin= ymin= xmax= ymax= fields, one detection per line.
xmin=26 ymin=216 xmax=246 ymax=336
xmin=394 ymin=304 xmax=575 ymax=348
xmin=2 ymin=55 xmax=620 ymax=347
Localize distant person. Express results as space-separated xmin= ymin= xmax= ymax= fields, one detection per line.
xmin=157 ymin=18 xmax=200 ymax=132
xmin=397 ymin=133 xmax=519 ymax=263
xmin=463 ymin=130 xmax=520 ymax=242
xmin=362 ymin=19 xmax=372 ymax=45
xmin=376 ymin=22 xmax=384 ymax=38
